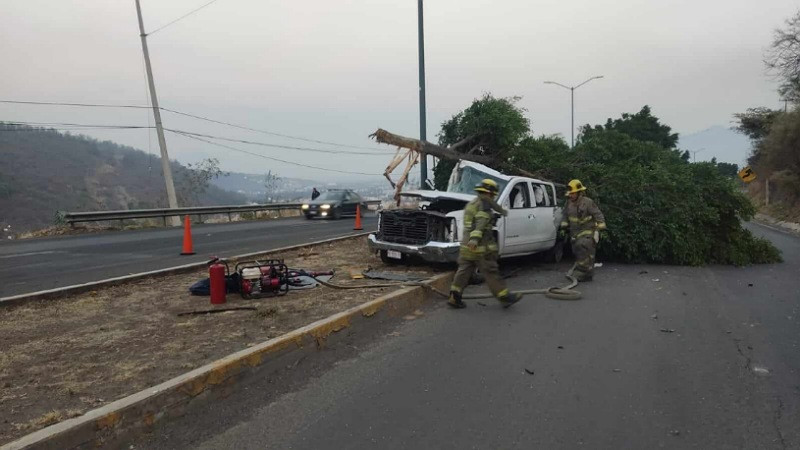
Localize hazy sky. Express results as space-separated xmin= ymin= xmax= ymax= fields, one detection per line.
xmin=1 ymin=0 xmax=796 ymax=181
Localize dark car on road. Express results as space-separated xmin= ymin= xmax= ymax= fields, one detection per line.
xmin=301 ymin=189 xmax=368 ymax=220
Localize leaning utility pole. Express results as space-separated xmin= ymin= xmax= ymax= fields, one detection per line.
xmin=135 ymin=0 xmax=180 ymax=225
xmin=417 ymin=0 xmax=428 ymax=189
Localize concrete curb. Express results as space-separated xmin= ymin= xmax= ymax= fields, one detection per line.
xmin=753 ymin=214 xmax=800 ymax=237
xmin=0 ymin=231 xmax=373 ymax=308
xmin=1 ymin=271 xmax=452 ymax=450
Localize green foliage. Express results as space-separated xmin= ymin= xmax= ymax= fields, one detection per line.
xmin=433 ymin=94 xmax=529 ymax=190
xmin=716 ymin=162 xmax=739 ymax=178
xmin=53 ymin=211 xmax=66 ymax=226
xmin=579 ymin=106 xmax=679 ymax=149
xmin=558 ymin=131 xmax=781 ymax=265
xmin=760 ymin=110 xmax=800 ymax=175
xmin=432 ymin=99 xmax=781 ymax=265
xmin=733 ymin=107 xmax=783 ymax=166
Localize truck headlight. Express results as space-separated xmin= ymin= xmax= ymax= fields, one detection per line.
xmin=448 ymin=219 xmax=458 ymax=242
xmin=321 ymin=204 xmax=331 ymax=210
xmin=301 ymin=204 xmax=309 ymax=210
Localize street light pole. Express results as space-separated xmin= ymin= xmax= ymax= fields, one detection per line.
xmin=417 ymin=0 xmax=428 ymax=189
xmin=544 ymin=76 xmax=604 ymax=149
xmin=135 ymin=0 xmax=180 ymax=225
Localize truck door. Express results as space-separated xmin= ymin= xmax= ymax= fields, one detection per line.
xmin=501 ymin=181 xmax=536 ymax=255
xmin=530 ymin=182 xmax=558 ymax=250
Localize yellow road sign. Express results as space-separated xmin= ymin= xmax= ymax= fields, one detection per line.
xmin=738 ymin=166 xmax=757 ymax=183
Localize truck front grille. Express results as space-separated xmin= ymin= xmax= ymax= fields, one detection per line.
xmin=379 ymin=213 xmax=433 ymax=245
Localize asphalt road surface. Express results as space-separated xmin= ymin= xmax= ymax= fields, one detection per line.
xmin=0 ymin=216 xmax=376 ymax=297
xmin=138 ymin=221 xmax=799 ymax=450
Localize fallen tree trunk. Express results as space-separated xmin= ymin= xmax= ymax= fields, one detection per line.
xmin=369 ymin=128 xmax=538 ymax=179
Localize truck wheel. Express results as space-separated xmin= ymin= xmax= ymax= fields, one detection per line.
xmin=545 ymin=240 xmax=564 ymax=263
xmin=380 ymin=250 xmax=406 ymax=264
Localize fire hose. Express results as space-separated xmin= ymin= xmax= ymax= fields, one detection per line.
xmin=310 ymin=265 xmax=582 ymax=302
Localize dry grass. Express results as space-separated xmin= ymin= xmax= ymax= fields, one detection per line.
xmin=0 ymin=236 xmax=442 ymax=445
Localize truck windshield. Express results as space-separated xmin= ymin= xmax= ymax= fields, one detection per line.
xmin=447 ymin=166 xmax=508 ymax=195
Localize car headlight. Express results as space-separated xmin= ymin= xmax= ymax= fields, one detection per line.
xmin=321 ymin=204 xmax=331 ymax=210
xmin=301 ymin=204 xmax=309 ymax=210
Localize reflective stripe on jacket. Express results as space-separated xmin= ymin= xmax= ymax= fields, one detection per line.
xmin=460 ymin=197 xmax=499 ymax=259
xmin=560 ymin=195 xmax=606 ymax=240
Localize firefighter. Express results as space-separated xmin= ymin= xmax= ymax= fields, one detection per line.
xmin=560 ymin=179 xmax=606 ymax=281
xmin=448 ymin=179 xmax=522 ymax=309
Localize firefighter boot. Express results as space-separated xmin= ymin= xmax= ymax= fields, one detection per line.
xmin=499 ymin=292 xmax=522 ymax=309
xmin=448 ymin=290 xmax=466 ymax=309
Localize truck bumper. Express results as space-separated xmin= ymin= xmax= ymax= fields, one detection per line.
xmin=367 ymin=234 xmax=460 ymax=263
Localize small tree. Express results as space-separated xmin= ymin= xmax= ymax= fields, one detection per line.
xmin=765 ymin=11 xmax=800 ymax=102
xmin=433 ymin=94 xmax=530 ymax=189
xmin=176 ymin=158 xmax=227 ymax=206
xmin=716 ymin=162 xmax=739 ymax=178
xmin=579 ymin=106 xmax=679 ymax=149
xmin=263 ymin=170 xmax=281 ymax=203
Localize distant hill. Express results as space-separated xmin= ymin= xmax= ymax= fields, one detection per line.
xmin=678 ymin=125 xmax=752 ymax=165
xmin=0 ymin=124 xmax=246 ymax=232
xmin=212 ymin=172 xmax=394 ymax=202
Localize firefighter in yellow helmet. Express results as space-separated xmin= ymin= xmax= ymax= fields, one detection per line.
xmin=560 ymin=179 xmax=606 ymax=281
xmin=448 ymin=179 xmax=522 ymax=309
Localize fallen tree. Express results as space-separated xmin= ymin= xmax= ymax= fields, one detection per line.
xmin=371 ymin=95 xmax=782 ymax=266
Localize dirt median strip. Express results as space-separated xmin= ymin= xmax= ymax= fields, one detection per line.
xmin=1 ymin=272 xmax=453 ymax=450
xmin=0 ymin=232 xmax=372 ymax=308
xmin=0 ymin=236 xmax=448 ymax=447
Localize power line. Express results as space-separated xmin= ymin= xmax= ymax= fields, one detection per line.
xmin=0 ymin=126 xmax=150 ymax=132
xmin=0 ymin=121 xmax=154 ymax=129
xmin=165 ymin=129 xmax=389 ymax=156
xmin=147 ymin=0 xmax=223 ymax=36
xmin=1 ymin=119 xmax=390 ymax=157
xmin=0 ymin=100 xmax=150 ymax=109
xmin=171 ymin=130 xmax=382 ymax=176
xmin=0 ymin=99 xmax=388 ymax=152
xmin=160 ymin=107 xmax=390 ymax=152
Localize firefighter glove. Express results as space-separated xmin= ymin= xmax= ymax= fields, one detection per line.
xmin=593 ymin=230 xmax=600 ymax=244
xmin=467 ymin=239 xmax=479 ymax=251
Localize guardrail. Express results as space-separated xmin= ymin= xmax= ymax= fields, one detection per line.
xmin=62 ymin=201 xmax=382 ymax=227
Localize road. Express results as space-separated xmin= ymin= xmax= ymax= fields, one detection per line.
xmin=138 ymin=222 xmax=799 ymax=450
xmin=0 ymin=216 xmax=376 ymax=297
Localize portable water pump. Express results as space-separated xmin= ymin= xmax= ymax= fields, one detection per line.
xmin=236 ymin=259 xmax=289 ymax=299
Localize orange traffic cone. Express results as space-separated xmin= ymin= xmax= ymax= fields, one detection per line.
xmin=353 ymin=204 xmax=363 ymax=231
xmin=180 ymin=215 xmax=196 ymax=255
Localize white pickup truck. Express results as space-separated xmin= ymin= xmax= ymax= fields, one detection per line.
xmin=368 ymin=161 xmax=565 ymax=264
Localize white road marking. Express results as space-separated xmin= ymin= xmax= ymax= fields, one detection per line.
xmin=0 ymin=251 xmax=61 ymax=260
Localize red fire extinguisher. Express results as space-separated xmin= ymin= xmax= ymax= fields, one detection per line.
xmin=208 ymin=257 xmax=228 ymax=305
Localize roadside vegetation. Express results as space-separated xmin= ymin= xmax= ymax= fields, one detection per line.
xmin=734 ymin=10 xmax=800 ymax=224
xmin=0 ymin=124 xmax=246 ymax=233
xmin=431 ymin=96 xmax=781 ymax=266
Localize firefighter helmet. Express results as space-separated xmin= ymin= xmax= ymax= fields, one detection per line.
xmin=566 ymin=179 xmax=587 ymax=196
xmin=474 ymin=178 xmax=499 ymax=195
